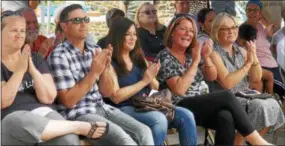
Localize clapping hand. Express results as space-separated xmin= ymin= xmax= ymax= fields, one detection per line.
xmin=201 ymin=39 xmax=213 ymax=59
xmin=142 ymin=61 xmax=161 ymax=84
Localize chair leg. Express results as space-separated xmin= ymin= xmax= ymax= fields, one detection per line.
xmin=204 ymin=129 xmax=215 ymax=145
xmin=207 ymin=129 xmax=215 ymax=145
xmin=204 ymin=129 xmax=209 ymax=145
xmin=164 ymin=140 xmax=168 ymax=146
xmin=273 ymin=128 xmax=281 ymax=145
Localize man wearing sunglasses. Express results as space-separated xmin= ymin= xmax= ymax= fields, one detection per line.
xmin=16 ymin=7 xmax=55 ymax=59
xmin=48 ymin=4 xmax=154 ymax=145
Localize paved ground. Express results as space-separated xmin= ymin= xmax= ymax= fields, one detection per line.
xmin=165 ymin=125 xmax=285 ymax=145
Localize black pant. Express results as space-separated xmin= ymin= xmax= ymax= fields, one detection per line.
xmin=263 ymin=67 xmax=285 ymax=101
xmin=176 ymin=90 xmax=255 ymax=145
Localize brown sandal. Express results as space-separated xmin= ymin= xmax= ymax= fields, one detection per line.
xmin=87 ymin=122 xmax=109 ymax=139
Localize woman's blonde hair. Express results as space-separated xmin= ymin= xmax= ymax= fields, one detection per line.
xmin=211 ymin=12 xmax=238 ymax=42
xmin=164 ymin=15 xmax=197 ymax=52
xmin=134 ymin=2 xmax=163 ymax=30
xmin=1 ymin=15 xmax=25 ymax=30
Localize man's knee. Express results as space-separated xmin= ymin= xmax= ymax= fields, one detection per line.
xmin=102 ymin=122 xmax=137 ymax=145
xmin=135 ymin=124 xmax=154 ymax=144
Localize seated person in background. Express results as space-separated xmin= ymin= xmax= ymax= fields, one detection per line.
xmin=276 ymin=37 xmax=285 ymax=85
xmin=276 ymin=37 xmax=285 ymax=73
xmin=168 ymin=0 xmax=199 ymax=31
xmin=2 ymin=0 xmax=40 ymax=11
xmin=107 ymin=17 xmax=197 ymax=146
xmin=209 ymin=12 xmax=285 ymax=145
xmin=197 ymin=8 xmax=216 ymax=44
xmin=245 ymin=0 xmax=285 ymax=101
xmin=47 ymin=5 xmax=97 ymax=60
xmin=1 ymin=12 xmax=108 ymax=145
xmin=47 ymin=4 xmax=153 ymax=145
xmin=16 ymin=7 xmax=55 ymax=59
xmin=156 ymin=15 xmax=273 ymax=146
xmin=271 ymin=9 xmax=285 ymax=60
xmin=135 ymin=2 xmax=166 ymax=62
xmin=118 ymin=0 xmax=155 ymax=21
xmin=237 ymin=23 xmax=274 ymax=94
xmin=97 ymin=8 xmax=125 ymax=49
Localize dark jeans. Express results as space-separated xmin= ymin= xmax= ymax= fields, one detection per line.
xmin=176 ymin=90 xmax=255 ymax=145
xmin=263 ymin=66 xmax=285 ymax=101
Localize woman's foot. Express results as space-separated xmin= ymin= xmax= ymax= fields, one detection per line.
xmin=76 ymin=121 xmax=108 ymax=139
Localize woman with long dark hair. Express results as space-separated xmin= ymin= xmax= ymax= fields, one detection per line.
xmin=107 ymin=17 xmax=197 ymax=145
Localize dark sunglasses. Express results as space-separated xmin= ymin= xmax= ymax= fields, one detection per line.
xmin=64 ymin=17 xmax=90 ymax=24
xmin=141 ymin=9 xmax=157 ymax=15
xmin=1 ymin=10 xmax=20 ymax=20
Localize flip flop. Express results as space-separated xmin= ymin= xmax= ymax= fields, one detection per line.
xmin=87 ymin=122 xmax=109 ymax=139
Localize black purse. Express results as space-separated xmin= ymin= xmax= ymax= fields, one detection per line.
xmin=234 ymin=89 xmax=272 ymax=100
xmin=235 ymin=89 xmax=273 ymax=113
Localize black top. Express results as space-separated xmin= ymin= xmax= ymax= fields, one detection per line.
xmin=1 ymin=53 xmax=54 ymax=119
xmin=137 ymin=26 xmax=166 ymax=59
xmin=112 ymin=62 xmax=150 ymax=107
xmin=97 ymin=36 xmax=108 ymax=49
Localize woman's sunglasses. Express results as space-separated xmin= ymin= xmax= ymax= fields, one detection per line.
xmin=64 ymin=16 xmax=90 ymax=24
xmin=1 ymin=10 xmax=20 ymax=20
xmin=141 ymin=9 xmax=157 ymax=15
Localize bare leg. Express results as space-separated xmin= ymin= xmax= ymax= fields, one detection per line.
xmin=41 ymin=121 xmax=106 ymax=142
xmin=258 ymin=127 xmax=270 ymax=136
xmin=249 ymin=80 xmax=263 ymax=92
xmin=234 ymin=132 xmax=244 ymax=145
xmin=244 ymin=130 xmax=272 ymax=145
xmin=263 ymin=69 xmax=274 ymax=94
xmin=235 ymin=127 xmax=271 ymax=145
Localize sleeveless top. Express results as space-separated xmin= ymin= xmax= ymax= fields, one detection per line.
xmin=208 ymin=42 xmax=249 ymax=93
xmin=112 ymin=61 xmax=150 ymax=107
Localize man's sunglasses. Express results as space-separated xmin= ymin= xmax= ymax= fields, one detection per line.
xmin=1 ymin=10 xmax=20 ymax=20
xmin=64 ymin=17 xmax=90 ymax=24
xmin=141 ymin=9 xmax=157 ymax=15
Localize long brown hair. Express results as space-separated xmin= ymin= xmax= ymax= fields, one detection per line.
xmin=107 ymin=17 xmax=147 ymax=76
xmin=164 ymin=15 xmax=198 ymax=53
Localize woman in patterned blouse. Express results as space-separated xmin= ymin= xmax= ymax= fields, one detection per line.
xmin=209 ymin=12 xmax=284 ymax=145
xmin=156 ymin=15 xmax=271 ymax=145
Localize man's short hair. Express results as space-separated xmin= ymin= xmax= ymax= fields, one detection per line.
xmin=59 ymin=4 xmax=83 ymax=22
xmin=238 ymin=23 xmax=257 ymax=41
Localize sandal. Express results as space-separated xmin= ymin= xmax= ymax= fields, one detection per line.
xmin=87 ymin=122 xmax=109 ymax=139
